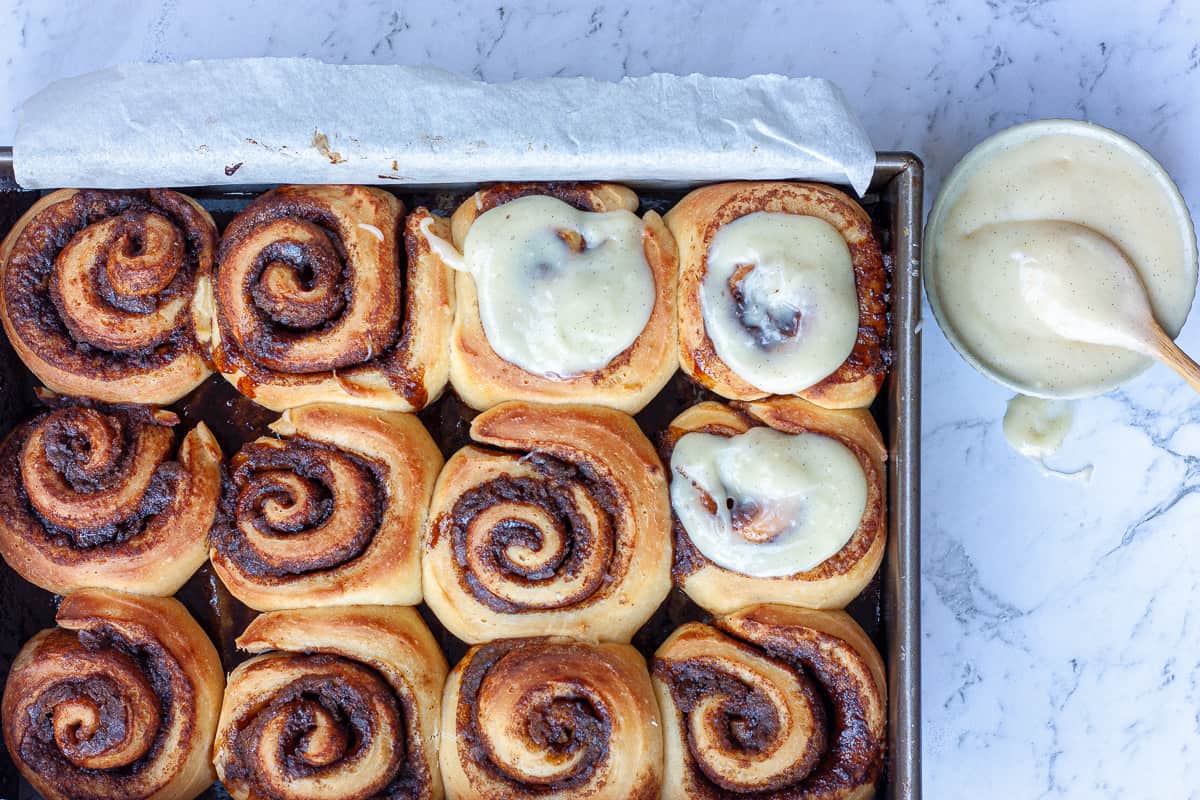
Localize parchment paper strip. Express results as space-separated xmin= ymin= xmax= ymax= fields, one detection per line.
xmin=14 ymin=59 xmax=875 ymax=194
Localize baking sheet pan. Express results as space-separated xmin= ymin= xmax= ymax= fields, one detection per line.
xmin=0 ymin=148 xmax=922 ymax=800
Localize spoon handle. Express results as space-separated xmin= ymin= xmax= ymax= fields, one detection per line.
xmin=1151 ymin=324 xmax=1200 ymax=394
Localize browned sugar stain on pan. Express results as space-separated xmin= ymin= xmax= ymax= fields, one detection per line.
xmin=0 ymin=177 xmax=899 ymax=800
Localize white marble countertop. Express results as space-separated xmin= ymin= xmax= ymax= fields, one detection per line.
xmin=2 ymin=1 xmax=1199 ymax=797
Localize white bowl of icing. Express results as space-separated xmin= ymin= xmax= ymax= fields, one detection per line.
xmin=924 ymin=119 xmax=1198 ymax=398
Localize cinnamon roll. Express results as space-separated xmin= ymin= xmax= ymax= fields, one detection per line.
xmin=201 ymin=184 xmax=454 ymax=411
xmin=210 ymin=403 xmax=442 ymax=611
xmin=214 ymin=605 xmax=447 ymax=800
xmin=2 ymin=588 xmax=224 ymax=800
xmin=664 ymin=397 xmax=885 ymax=613
xmin=423 ymin=401 xmax=672 ymax=643
xmin=652 ymin=604 xmax=886 ymax=800
xmin=667 ymin=181 xmax=888 ymax=409
xmin=0 ymin=393 xmax=221 ymax=596
xmin=416 ymin=182 xmax=677 ymax=413
xmin=442 ymin=637 xmax=662 ymax=800
xmin=0 ymin=188 xmax=216 ymax=404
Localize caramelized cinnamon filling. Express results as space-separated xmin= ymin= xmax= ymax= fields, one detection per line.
xmin=728 ymin=262 xmax=803 ymax=349
xmin=4 ymin=189 xmax=208 ymax=376
xmin=250 ymin=233 xmax=347 ymax=332
xmin=214 ymin=189 xmax=405 ymax=379
xmin=221 ymin=654 xmax=422 ymax=800
xmin=656 ymin=658 xmax=826 ymax=793
xmin=728 ymin=497 xmax=792 ymax=544
xmin=103 ymin=212 xmax=183 ymax=298
xmin=457 ymin=639 xmax=612 ymax=794
xmin=13 ymin=625 xmax=179 ymax=795
xmin=211 ymin=438 xmax=386 ymax=579
xmin=443 ymin=454 xmax=619 ymax=613
xmin=473 ymin=182 xmax=604 ymax=215
xmin=0 ymin=402 xmax=183 ymax=550
xmin=41 ymin=408 xmax=129 ymax=491
xmin=653 ymin=620 xmax=884 ymax=798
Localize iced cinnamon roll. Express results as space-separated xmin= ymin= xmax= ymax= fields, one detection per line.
xmin=214 ymin=605 xmax=447 ymax=800
xmin=0 ymin=188 xmax=216 ymax=404
xmin=442 ymin=637 xmax=662 ymax=800
xmin=210 ymin=403 xmax=442 ymax=611
xmin=653 ymin=604 xmax=886 ymax=800
xmin=202 ymin=184 xmax=453 ymax=411
xmin=663 ymin=397 xmax=885 ymax=613
xmin=423 ymin=401 xmax=672 ymax=643
xmin=2 ymin=588 xmax=224 ymax=800
xmin=417 ymin=182 xmax=677 ymax=413
xmin=667 ymin=181 xmax=888 ymax=409
xmin=0 ymin=393 xmax=221 ymax=596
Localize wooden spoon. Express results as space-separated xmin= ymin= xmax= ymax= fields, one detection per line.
xmin=1144 ymin=325 xmax=1200 ymax=392
xmin=1016 ymin=220 xmax=1200 ymax=393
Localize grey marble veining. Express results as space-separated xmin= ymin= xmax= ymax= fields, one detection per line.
xmin=1 ymin=1 xmax=1199 ymax=797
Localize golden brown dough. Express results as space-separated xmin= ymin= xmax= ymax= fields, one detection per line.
xmin=667 ymin=181 xmax=888 ymax=408
xmin=0 ymin=188 xmax=216 ymax=404
xmin=214 ymin=605 xmax=447 ymax=800
xmin=0 ymin=392 xmax=221 ymax=596
xmin=209 ymin=403 xmax=442 ymax=611
xmin=422 ymin=401 xmax=672 ymax=643
xmin=421 ymin=182 xmax=677 ymax=413
xmin=662 ymin=397 xmax=886 ymax=612
xmin=2 ymin=588 xmax=224 ymax=800
xmin=652 ymin=604 xmax=886 ymax=800
xmin=201 ymin=184 xmax=453 ymax=411
xmin=441 ymin=637 xmax=662 ymax=800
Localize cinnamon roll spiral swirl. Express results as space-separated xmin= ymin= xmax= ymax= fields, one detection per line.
xmin=423 ymin=401 xmax=672 ymax=643
xmin=202 ymin=184 xmax=454 ymax=411
xmin=1 ymin=588 xmax=225 ymax=800
xmin=667 ymin=181 xmax=888 ymax=409
xmin=664 ymin=397 xmax=886 ymax=613
xmin=210 ymin=403 xmax=443 ymax=611
xmin=419 ymin=182 xmax=677 ymax=413
xmin=653 ymin=604 xmax=887 ymax=800
xmin=442 ymin=637 xmax=663 ymax=800
xmin=0 ymin=188 xmax=216 ymax=404
xmin=213 ymin=605 xmax=447 ymax=800
xmin=0 ymin=394 xmax=221 ymax=596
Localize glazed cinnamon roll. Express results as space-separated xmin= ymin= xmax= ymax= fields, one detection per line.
xmin=214 ymin=605 xmax=447 ymax=800
xmin=663 ymin=397 xmax=885 ymax=613
xmin=442 ymin=637 xmax=663 ymax=800
xmin=416 ymin=182 xmax=677 ymax=413
xmin=0 ymin=188 xmax=216 ymax=404
xmin=210 ymin=403 xmax=442 ymax=611
xmin=0 ymin=393 xmax=221 ymax=596
xmin=653 ymin=604 xmax=886 ymax=800
xmin=423 ymin=401 xmax=672 ymax=643
xmin=2 ymin=588 xmax=224 ymax=800
xmin=667 ymin=181 xmax=888 ymax=409
xmin=201 ymin=184 xmax=453 ymax=411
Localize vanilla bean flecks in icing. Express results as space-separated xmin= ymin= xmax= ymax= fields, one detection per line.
xmin=701 ymin=212 xmax=860 ymax=395
xmin=670 ymin=426 xmax=867 ymax=577
xmin=424 ymin=195 xmax=655 ymax=377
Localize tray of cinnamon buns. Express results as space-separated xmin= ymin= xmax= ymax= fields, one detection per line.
xmin=0 ymin=155 xmax=922 ymax=800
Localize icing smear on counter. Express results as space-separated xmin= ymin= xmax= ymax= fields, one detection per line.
xmin=1002 ymin=395 xmax=1093 ymax=482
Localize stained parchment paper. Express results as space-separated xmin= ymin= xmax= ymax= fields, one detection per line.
xmin=13 ymin=58 xmax=875 ymax=194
